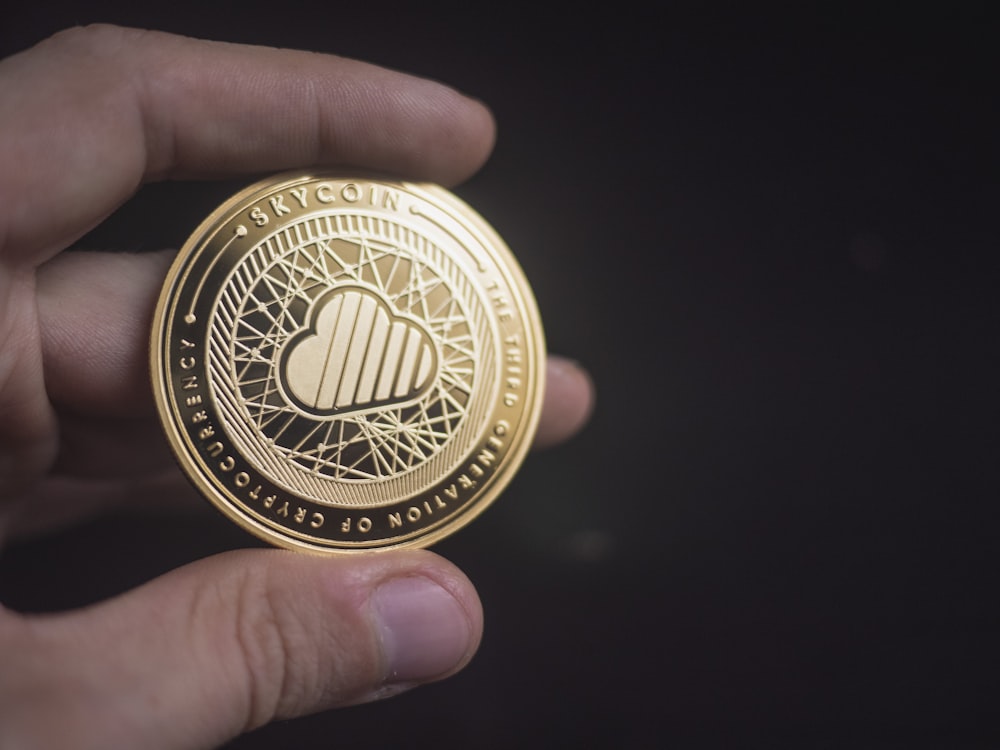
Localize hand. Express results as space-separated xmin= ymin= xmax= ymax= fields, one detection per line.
xmin=0 ymin=26 xmax=594 ymax=749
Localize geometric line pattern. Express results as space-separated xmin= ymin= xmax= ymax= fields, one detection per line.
xmin=209 ymin=212 xmax=492 ymax=503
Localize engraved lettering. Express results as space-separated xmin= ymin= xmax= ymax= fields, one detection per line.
xmin=249 ymin=206 xmax=268 ymax=227
xmin=191 ymin=410 xmax=208 ymax=424
xmin=341 ymin=518 xmax=352 ymax=533
xmin=219 ymin=456 xmax=235 ymax=472
xmin=341 ymin=183 xmax=361 ymax=202
xmin=357 ymin=516 xmax=372 ymax=533
xmin=263 ymin=495 xmax=276 ymax=509
xmin=502 ymin=335 xmax=523 ymax=406
xmin=469 ymin=463 xmax=485 ymax=478
xmin=485 ymin=280 xmax=513 ymax=319
xmin=185 ymin=394 xmax=203 ymax=407
xmin=477 ymin=448 xmax=496 ymax=466
xmin=289 ymin=187 xmax=308 ymax=208
xmin=181 ymin=375 xmax=199 ymax=390
xmin=316 ymin=183 xmax=335 ymax=203
xmin=179 ymin=356 xmax=196 ymax=370
xmin=294 ymin=507 xmax=307 ymax=523
xmin=494 ymin=420 xmax=510 ymax=437
xmin=234 ymin=472 xmax=250 ymax=487
xmin=198 ymin=426 xmax=215 ymax=440
xmin=384 ymin=501 xmax=442 ymax=531
xmin=486 ymin=436 xmax=503 ymax=451
xmin=276 ymin=501 xmax=289 ymax=517
xmin=444 ymin=484 xmax=459 ymax=500
xmin=269 ymin=195 xmax=291 ymax=216
xmin=458 ymin=474 xmax=476 ymax=490
xmin=205 ymin=441 xmax=224 ymax=458
xmin=370 ymin=186 xmax=399 ymax=211
xmin=249 ymin=485 xmax=261 ymax=500
xmin=180 ymin=339 xmax=196 ymax=350
xmin=310 ymin=513 xmax=325 ymax=529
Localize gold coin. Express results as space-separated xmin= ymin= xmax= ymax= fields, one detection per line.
xmin=151 ymin=173 xmax=544 ymax=552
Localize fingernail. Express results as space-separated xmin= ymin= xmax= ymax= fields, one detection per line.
xmin=371 ymin=576 xmax=473 ymax=684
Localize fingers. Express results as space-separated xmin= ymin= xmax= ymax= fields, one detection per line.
xmin=535 ymin=357 xmax=596 ymax=450
xmin=0 ymin=24 xmax=495 ymax=267
xmin=37 ymin=250 xmax=172 ymax=417
xmin=0 ymin=549 xmax=481 ymax=748
xmin=33 ymin=251 xmax=173 ymax=480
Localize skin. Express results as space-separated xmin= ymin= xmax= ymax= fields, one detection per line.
xmin=0 ymin=25 xmax=594 ymax=749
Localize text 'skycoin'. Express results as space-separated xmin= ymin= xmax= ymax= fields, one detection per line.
xmin=151 ymin=174 xmax=544 ymax=552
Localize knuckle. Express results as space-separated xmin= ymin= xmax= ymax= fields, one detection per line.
xmin=42 ymin=24 xmax=136 ymax=57
xmin=34 ymin=25 xmax=164 ymax=88
xmin=216 ymin=560 xmax=382 ymax=727
xmin=228 ymin=567 xmax=322 ymax=729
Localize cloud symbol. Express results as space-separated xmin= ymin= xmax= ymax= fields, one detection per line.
xmin=280 ymin=286 xmax=438 ymax=416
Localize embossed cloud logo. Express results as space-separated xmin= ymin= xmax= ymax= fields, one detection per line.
xmin=280 ymin=286 xmax=439 ymax=417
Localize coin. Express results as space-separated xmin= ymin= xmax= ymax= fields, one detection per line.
xmin=151 ymin=173 xmax=544 ymax=552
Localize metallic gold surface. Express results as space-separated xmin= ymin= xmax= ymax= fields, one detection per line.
xmin=151 ymin=174 xmax=544 ymax=552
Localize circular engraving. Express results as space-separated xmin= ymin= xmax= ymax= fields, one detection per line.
xmin=152 ymin=174 xmax=544 ymax=552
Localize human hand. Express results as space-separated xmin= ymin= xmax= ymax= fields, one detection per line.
xmin=0 ymin=26 xmax=593 ymax=749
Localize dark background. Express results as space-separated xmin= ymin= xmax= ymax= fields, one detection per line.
xmin=2 ymin=4 xmax=998 ymax=748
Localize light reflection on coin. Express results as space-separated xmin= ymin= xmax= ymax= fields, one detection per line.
xmin=151 ymin=174 xmax=544 ymax=552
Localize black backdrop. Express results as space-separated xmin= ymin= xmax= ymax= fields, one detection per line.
xmin=2 ymin=5 xmax=998 ymax=748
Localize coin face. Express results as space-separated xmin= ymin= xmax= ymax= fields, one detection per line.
xmin=151 ymin=174 xmax=544 ymax=552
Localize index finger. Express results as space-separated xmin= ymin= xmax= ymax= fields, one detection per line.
xmin=0 ymin=24 xmax=496 ymax=265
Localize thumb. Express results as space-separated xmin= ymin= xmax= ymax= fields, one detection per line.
xmin=0 ymin=549 xmax=481 ymax=749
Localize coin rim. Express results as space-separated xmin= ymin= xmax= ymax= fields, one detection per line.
xmin=151 ymin=171 xmax=545 ymax=552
